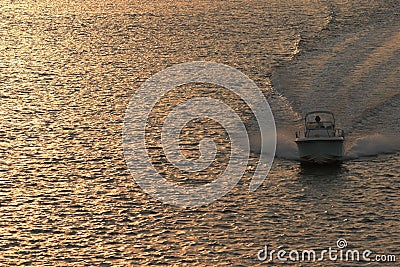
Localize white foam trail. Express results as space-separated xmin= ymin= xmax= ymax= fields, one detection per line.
xmin=346 ymin=134 xmax=400 ymax=158
xmin=274 ymin=133 xmax=400 ymax=161
xmin=249 ymin=129 xmax=299 ymax=160
xmin=275 ymin=132 xmax=299 ymax=160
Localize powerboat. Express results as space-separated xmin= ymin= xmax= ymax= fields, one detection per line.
xmin=295 ymin=111 xmax=344 ymax=164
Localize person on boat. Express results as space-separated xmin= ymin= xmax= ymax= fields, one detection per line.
xmin=315 ymin=116 xmax=324 ymax=128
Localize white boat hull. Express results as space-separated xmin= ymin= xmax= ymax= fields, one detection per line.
xmin=295 ymin=137 xmax=344 ymax=164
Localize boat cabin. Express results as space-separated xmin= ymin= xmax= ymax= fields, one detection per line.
xmin=296 ymin=111 xmax=344 ymax=138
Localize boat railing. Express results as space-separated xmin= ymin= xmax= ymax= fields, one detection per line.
xmin=296 ymin=129 xmax=344 ymax=138
xmin=336 ymin=129 xmax=345 ymax=137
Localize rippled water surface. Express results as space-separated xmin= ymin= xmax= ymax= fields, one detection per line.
xmin=0 ymin=0 xmax=399 ymax=265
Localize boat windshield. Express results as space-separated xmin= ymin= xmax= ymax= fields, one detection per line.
xmin=305 ymin=111 xmax=335 ymax=130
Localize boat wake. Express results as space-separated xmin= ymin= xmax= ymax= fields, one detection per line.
xmin=346 ymin=134 xmax=400 ymax=159
xmin=270 ymin=2 xmax=400 ymax=161
xmin=272 ymin=133 xmax=400 ymax=162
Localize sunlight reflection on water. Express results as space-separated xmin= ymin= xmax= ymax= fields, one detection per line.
xmin=0 ymin=0 xmax=398 ymax=265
